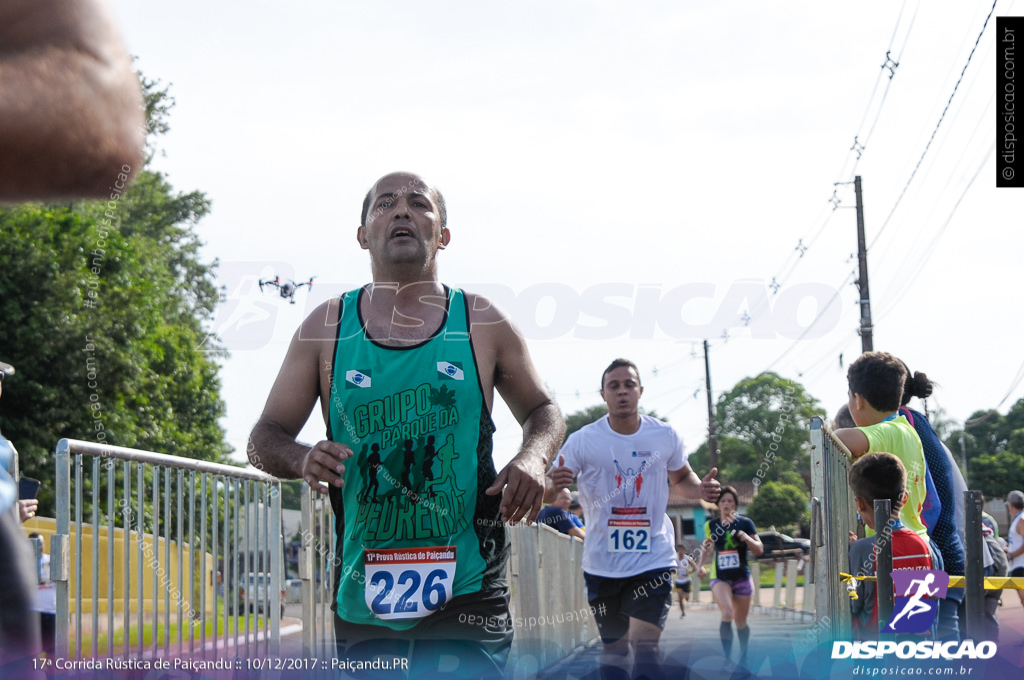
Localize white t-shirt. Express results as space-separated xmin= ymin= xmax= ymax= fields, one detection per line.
xmin=554 ymin=415 xmax=686 ymax=578
xmin=1009 ymin=512 xmax=1024 ymax=573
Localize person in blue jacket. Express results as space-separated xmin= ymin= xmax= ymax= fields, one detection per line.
xmin=0 ymin=361 xmax=42 ymax=668
xmin=538 ymin=488 xmax=586 ymax=540
xmin=898 ymin=363 xmax=966 ymax=642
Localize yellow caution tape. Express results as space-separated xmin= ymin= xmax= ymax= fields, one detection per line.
xmin=837 ymin=573 xmax=1024 ymax=591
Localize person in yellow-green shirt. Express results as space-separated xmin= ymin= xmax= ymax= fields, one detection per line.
xmin=834 ymin=352 xmax=930 ymax=542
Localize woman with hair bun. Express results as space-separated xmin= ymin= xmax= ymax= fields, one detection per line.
xmin=698 ymin=485 xmax=763 ymax=661
xmin=898 ymin=363 xmax=967 ymax=642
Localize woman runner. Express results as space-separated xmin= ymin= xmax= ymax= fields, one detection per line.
xmin=698 ymin=485 xmax=763 ymax=660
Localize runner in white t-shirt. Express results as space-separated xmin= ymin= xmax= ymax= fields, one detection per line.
xmin=1005 ymin=490 xmax=1024 ymax=609
xmin=546 ymin=358 xmax=720 ymax=680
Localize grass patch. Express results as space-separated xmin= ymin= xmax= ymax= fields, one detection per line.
xmin=71 ymin=607 xmax=270 ymax=656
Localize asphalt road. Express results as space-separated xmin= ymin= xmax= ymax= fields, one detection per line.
xmin=273 ymin=593 xmax=1024 ymax=678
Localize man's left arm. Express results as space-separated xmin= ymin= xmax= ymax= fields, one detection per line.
xmin=668 ymin=463 xmax=721 ymax=504
xmin=479 ymin=308 xmax=565 ymax=524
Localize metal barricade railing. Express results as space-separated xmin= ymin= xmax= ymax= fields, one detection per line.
xmin=963 ymin=490 xmax=985 ymax=638
xmin=750 ymin=557 xmax=814 ymax=616
xmin=507 ymin=522 xmax=589 ymax=675
xmin=808 ymin=416 xmax=856 ymax=643
xmin=834 ymin=491 xmax=1024 ymax=641
xmin=808 ymin=420 xmax=1024 ymax=643
xmin=298 ymin=487 xmax=336 ymax=658
xmin=53 ymin=438 xmax=282 ymax=661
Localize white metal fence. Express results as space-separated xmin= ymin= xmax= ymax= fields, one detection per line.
xmin=749 ymin=559 xmax=814 ymax=617
xmin=808 ymin=416 xmax=856 ymax=642
xmin=52 ymin=438 xmax=283 ymax=661
xmin=506 ymin=522 xmax=590 ymax=674
xmin=298 ymin=488 xmax=336 ymax=658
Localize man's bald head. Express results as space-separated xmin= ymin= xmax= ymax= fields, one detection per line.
xmin=360 ymin=171 xmax=447 ymax=230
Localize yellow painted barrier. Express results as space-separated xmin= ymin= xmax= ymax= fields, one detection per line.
xmin=24 ymin=515 xmax=215 ymax=617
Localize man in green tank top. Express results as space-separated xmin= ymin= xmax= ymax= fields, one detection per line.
xmin=249 ymin=172 xmax=565 ymax=677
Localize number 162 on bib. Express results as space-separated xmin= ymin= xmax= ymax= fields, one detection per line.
xmin=607 ymin=520 xmax=650 ymax=553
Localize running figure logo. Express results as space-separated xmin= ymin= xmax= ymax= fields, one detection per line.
xmin=884 ymin=569 xmax=948 ymax=634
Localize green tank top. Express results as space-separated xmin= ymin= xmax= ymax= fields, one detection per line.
xmin=328 ymin=286 xmax=505 ymax=629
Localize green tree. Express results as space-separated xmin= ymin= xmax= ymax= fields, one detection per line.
xmin=945 ymin=398 xmax=1024 ymax=495
xmin=745 ymin=481 xmax=809 ymax=535
xmin=969 ymin=450 xmax=1024 ymax=500
xmin=564 ymin=405 xmax=609 ymax=439
xmin=279 ymin=479 xmax=304 ymax=511
xmin=689 ymin=372 xmax=821 ymax=492
xmin=687 ymin=436 xmax=756 ymax=484
xmin=0 ymin=76 xmax=232 ymax=517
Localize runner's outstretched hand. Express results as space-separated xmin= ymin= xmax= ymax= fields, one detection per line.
xmin=549 ymin=455 xmax=575 ymax=490
xmin=701 ymin=467 xmax=721 ymax=504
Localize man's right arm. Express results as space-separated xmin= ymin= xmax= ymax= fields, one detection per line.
xmin=248 ymin=301 xmax=351 ymax=491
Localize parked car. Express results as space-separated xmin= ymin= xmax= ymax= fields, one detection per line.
xmin=756 ymin=531 xmax=811 ymax=561
xmin=217 ymin=577 xmax=246 ymax=615
xmin=245 ymin=572 xmax=286 ymax=618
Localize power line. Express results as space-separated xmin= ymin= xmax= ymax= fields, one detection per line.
xmin=743 ymin=3 xmax=919 ymax=331
xmin=762 ymin=270 xmax=856 ymax=373
xmin=793 ymin=328 xmax=859 ymax=380
xmin=875 ymin=137 xmax=994 ymax=321
xmin=861 ymin=1 xmax=921 ymax=148
xmin=868 ymin=0 xmax=998 ymax=251
xmin=995 ymin=359 xmax=1024 ymax=411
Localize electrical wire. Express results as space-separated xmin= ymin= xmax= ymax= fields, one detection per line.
xmin=871 ymin=26 xmax=997 ymax=277
xmin=762 ymin=270 xmax=856 ymax=373
xmin=743 ymin=1 xmax=919 ymax=331
xmin=991 ymin=358 xmax=1024 ymax=413
xmin=868 ymin=0 xmax=998 ymax=251
xmin=875 ymin=137 xmax=995 ymax=322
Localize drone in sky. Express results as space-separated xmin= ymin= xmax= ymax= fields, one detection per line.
xmin=258 ymin=276 xmax=315 ymax=304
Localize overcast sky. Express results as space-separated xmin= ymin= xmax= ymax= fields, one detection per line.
xmin=109 ymin=0 xmax=1023 ymax=473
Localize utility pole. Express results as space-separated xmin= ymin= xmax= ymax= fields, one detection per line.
xmin=704 ymin=339 xmax=719 ymax=471
xmin=854 ymin=176 xmax=873 ymax=352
